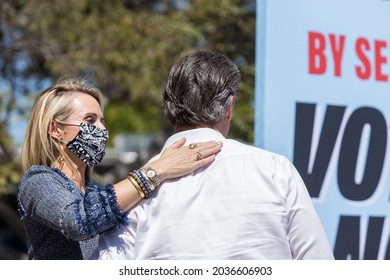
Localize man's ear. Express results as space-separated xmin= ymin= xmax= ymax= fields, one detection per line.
xmin=225 ymin=95 xmax=235 ymax=121
xmin=48 ymin=121 xmax=62 ymax=141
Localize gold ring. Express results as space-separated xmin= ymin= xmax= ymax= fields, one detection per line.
xmin=189 ymin=143 xmax=198 ymax=149
xmin=196 ymin=152 xmax=203 ymax=160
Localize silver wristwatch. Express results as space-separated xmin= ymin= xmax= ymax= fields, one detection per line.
xmin=144 ymin=166 xmax=160 ymax=187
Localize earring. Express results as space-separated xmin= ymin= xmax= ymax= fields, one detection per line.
xmin=58 ymin=155 xmax=65 ymax=170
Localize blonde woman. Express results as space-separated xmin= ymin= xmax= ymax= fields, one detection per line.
xmin=17 ymin=77 xmax=222 ymax=259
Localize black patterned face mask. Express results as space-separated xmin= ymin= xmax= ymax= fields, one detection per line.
xmin=66 ymin=123 xmax=109 ymax=167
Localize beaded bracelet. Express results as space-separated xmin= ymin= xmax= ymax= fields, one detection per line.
xmin=128 ymin=171 xmax=150 ymax=199
xmin=134 ymin=169 xmax=153 ymax=197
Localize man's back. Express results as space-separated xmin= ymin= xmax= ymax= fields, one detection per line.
xmin=96 ymin=128 xmax=334 ymax=260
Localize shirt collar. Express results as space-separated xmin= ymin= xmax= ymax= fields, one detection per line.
xmin=162 ymin=128 xmax=226 ymax=150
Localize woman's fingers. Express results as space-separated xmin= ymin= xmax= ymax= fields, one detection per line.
xmin=192 ymin=142 xmax=222 ymax=159
xmin=148 ymin=140 xmax=223 ymax=182
xmin=188 ymin=141 xmax=223 ymax=151
xmin=190 ymin=141 xmax=223 ymax=167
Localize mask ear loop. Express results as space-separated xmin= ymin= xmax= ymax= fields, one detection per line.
xmin=48 ymin=120 xmax=67 ymax=170
xmin=54 ymin=121 xmax=82 ymax=145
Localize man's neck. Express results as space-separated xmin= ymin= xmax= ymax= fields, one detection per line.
xmin=174 ymin=125 xmax=211 ymax=133
xmin=174 ymin=122 xmax=229 ymax=137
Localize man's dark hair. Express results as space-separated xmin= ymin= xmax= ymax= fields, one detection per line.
xmin=162 ymin=51 xmax=240 ymax=127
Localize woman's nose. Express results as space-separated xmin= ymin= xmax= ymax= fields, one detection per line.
xmin=96 ymin=121 xmax=106 ymax=130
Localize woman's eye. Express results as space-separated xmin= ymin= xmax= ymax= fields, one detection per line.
xmin=85 ymin=117 xmax=95 ymax=123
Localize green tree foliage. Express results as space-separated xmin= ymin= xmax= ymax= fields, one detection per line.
xmin=187 ymin=0 xmax=256 ymax=141
xmin=0 ymin=0 xmax=256 ymax=193
xmin=0 ymin=0 xmax=255 ymax=259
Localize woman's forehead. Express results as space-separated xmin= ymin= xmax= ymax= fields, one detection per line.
xmin=67 ymin=93 xmax=102 ymax=117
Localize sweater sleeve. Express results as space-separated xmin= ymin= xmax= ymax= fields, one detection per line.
xmin=81 ymin=182 xmax=128 ymax=237
xmin=17 ymin=166 xmax=128 ymax=241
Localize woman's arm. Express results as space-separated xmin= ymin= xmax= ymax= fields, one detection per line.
xmin=18 ymin=139 xmax=221 ymax=240
xmin=114 ymin=138 xmax=222 ymax=212
xmin=18 ymin=167 xmax=125 ymax=240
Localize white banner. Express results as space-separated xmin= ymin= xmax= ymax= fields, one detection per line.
xmin=255 ymin=0 xmax=390 ymax=259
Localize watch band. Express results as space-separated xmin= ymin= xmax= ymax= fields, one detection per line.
xmin=141 ymin=166 xmax=161 ymax=187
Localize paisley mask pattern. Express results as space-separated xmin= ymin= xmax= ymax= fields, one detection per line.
xmin=66 ymin=123 xmax=109 ymax=167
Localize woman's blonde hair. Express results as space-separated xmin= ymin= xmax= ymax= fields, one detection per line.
xmin=21 ymin=77 xmax=104 ymax=180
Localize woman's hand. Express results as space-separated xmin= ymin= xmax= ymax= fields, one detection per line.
xmin=147 ymin=137 xmax=223 ymax=182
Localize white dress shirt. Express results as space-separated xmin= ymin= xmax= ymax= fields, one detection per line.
xmin=95 ymin=128 xmax=334 ymax=260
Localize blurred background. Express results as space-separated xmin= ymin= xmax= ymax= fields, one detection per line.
xmin=0 ymin=0 xmax=255 ymax=259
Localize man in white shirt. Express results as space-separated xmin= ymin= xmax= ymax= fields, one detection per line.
xmin=96 ymin=51 xmax=334 ymax=260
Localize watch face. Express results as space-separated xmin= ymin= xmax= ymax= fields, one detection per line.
xmin=147 ymin=169 xmax=156 ymax=178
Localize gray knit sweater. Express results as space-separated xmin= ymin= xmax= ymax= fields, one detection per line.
xmin=17 ymin=165 xmax=127 ymax=259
